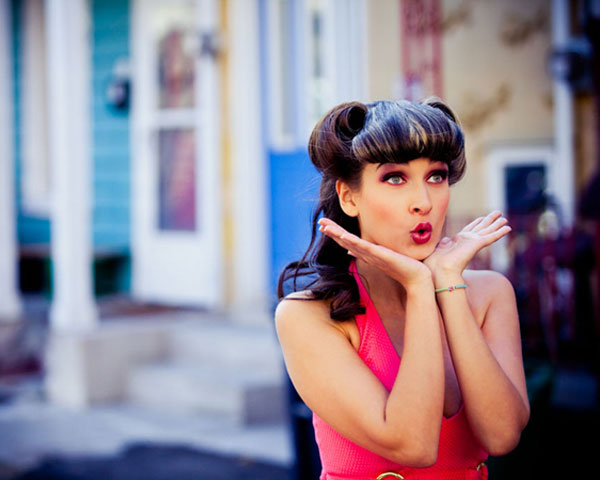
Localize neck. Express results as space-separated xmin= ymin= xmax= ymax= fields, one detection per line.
xmin=354 ymin=258 xmax=408 ymax=310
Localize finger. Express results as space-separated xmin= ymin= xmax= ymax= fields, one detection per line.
xmin=320 ymin=223 xmax=356 ymax=243
xmin=318 ymin=217 xmax=337 ymax=227
xmin=472 ymin=211 xmax=503 ymax=232
xmin=321 ymin=225 xmax=394 ymax=267
xmin=462 ymin=216 xmax=485 ymax=232
xmin=320 ymin=224 xmax=369 ymax=253
xmin=480 ymin=225 xmax=512 ymax=246
xmin=437 ymin=236 xmax=452 ymax=247
xmin=478 ymin=215 xmax=508 ymax=235
xmin=318 ymin=219 xmax=349 ymax=238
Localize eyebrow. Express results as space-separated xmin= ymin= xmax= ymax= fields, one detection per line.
xmin=375 ymin=161 xmax=448 ymax=171
xmin=375 ymin=162 xmax=394 ymax=171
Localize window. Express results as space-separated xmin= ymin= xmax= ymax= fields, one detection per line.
xmin=266 ymin=0 xmax=367 ymax=149
xmin=485 ymin=143 xmax=554 ymax=271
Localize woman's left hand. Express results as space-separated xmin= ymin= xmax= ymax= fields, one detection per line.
xmin=424 ymin=211 xmax=511 ymax=277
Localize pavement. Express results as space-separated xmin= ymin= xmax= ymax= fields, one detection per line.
xmin=0 ymin=379 xmax=292 ymax=468
xmin=0 ymin=296 xmax=294 ymax=480
xmin=2 ymin=368 xmax=599 ymax=480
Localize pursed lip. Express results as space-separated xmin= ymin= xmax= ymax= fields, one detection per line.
xmin=410 ymin=222 xmax=432 ymax=234
xmin=410 ymin=222 xmax=433 ymax=245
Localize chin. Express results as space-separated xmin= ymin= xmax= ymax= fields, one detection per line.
xmin=410 ymin=243 xmax=436 ymax=261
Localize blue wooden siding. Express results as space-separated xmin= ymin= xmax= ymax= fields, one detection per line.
xmin=13 ymin=0 xmax=131 ymax=252
xmin=12 ymin=0 xmax=131 ymax=294
xmin=91 ymin=0 xmax=131 ymax=249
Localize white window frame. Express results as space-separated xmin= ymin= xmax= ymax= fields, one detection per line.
xmin=486 ymin=142 xmax=554 ymax=272
xmin=20 ymin=0 xmax=51 ymax=217
xmin=266 ymin=0 xmax=368 ymax=150
xmin=266 ymin=0 xmax=296 ymax=150
xmin=301 ymin=0 xmax=368 ymax=142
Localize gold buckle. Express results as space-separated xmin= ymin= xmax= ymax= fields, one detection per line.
xmin=376 ymin=473 xmax=404 ymax=480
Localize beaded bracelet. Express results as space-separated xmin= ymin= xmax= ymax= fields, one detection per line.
xmin=434 ymin=284 xmax=467 ymax=294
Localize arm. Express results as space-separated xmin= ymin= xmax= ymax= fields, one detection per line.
xmin=426 ymin=212 xmax=530 ymax=455
xmin=434 ymin=270 xmax=529 ymax=455
xmin=276 ymin=221 xmax=445 ymax=466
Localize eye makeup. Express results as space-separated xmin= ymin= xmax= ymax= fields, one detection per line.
xmin=378 ymin=166 xmax=449 ymax=185
xmin=428 ymin=169 xmax=449 ymax=184
xmin=381 ymin=172 xmax=406 ymax=184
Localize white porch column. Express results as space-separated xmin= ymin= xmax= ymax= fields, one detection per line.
xmin=228 ymin=0 xmax=269 ymax=322
xmin=552 ymin=0 xmax=576 ymax=226
xmin=45 ymin=0 xmax=97 ymax=330
xmin=0 ymin=0 xmax=22 ymax=321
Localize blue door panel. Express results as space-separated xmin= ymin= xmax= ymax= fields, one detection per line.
xmin=269 ymin=149 xmax=320 ymax=298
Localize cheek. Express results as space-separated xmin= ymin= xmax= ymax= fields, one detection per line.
xmin=433 ymin=191 xmax=450 ymax=239
xmin=438 ymin=193 xmax=450 ymax=216
xmin=356 ymin=195 xmax=397 ymax=241
xmin=368 ymin=196 xmax=397 ymax=219
xmin=432 ymin=186 xmax=450 ymax=216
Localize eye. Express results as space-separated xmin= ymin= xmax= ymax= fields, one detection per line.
xmin=428 ymin=170 xmax=448 ymax=184
xmin=382 ymin=173 xmax=405 ymax=185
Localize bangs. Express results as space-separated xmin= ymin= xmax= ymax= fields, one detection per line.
xmin=351 ymin=101 xmax=464 ymax=175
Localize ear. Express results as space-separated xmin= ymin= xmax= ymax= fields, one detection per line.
xmin=336 ymin=180 xmax=359 ymax=217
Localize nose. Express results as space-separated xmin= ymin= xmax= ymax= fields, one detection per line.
xmin=409 ymin=183 xmax=432 ymax=215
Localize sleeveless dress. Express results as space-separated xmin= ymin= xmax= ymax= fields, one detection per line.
xmin=312 ymin=261 xmax=488 ymax=480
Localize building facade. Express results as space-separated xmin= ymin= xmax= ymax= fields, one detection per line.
xmin=1 ymin=0 xmax=595 ymax=405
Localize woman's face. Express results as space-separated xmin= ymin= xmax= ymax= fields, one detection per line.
xmin=344 ymin=157 xmax=450 ymax=260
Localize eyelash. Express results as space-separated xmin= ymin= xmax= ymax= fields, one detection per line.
xmin=382 ymin=170 xmax=448 ymax=185
xmin=429 ymin=170 xmax=449 ymax=183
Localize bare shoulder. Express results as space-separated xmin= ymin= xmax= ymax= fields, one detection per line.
xmin=284 ymin=290 xmax=317 ymax=300
xmin=463 ymin=270 xmax=516 ymax=326
xmin=463 ymin=268 xmax=513 ymax=290
xmin=275 ymin=291 xmax=347 ymax=339
xmin=276 ymin=290 xmax=327 ymax=322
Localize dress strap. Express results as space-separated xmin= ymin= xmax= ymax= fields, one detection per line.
xmin=348 ymin=260 xmax=370 ymax=337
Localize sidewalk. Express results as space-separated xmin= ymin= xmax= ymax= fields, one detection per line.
xmin=0 ymin=296 xmax=294 ymax=480
xmin=9 ymin=444 xmax=291 ymax=480
xmin=0 ymin=387 xmax=293 ymax=479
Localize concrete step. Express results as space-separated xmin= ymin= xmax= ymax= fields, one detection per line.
xmin=126 ymin=362 xmax=286 ymax=425
xmin=167 ymin=322 xmax=284 ymax=376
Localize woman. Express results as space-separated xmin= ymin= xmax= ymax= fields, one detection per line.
xmin=275 ymin=99 xmax=530 ymax=480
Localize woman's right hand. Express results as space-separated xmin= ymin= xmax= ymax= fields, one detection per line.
xmin=318 ymin=217 xmax=433 ymax=289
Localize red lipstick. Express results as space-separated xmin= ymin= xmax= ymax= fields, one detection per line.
xmin=410 ymin=222 xmax=432 ymax=245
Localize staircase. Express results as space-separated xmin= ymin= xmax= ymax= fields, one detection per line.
xmin=125 ymin=318 xmax=287 ymax=425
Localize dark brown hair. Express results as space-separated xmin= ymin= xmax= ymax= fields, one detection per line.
xmin=277 ymin=98 xmax=465 ymax=321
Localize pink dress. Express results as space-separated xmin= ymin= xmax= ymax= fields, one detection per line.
xmin=313 ymin=262 xmax=488 ymax=479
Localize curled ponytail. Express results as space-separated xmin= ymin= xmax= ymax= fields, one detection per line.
xmin=308 ymin=102 xmax=367 ymax=179
xmin=277 ymin=102 xmax=368 ymax=321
